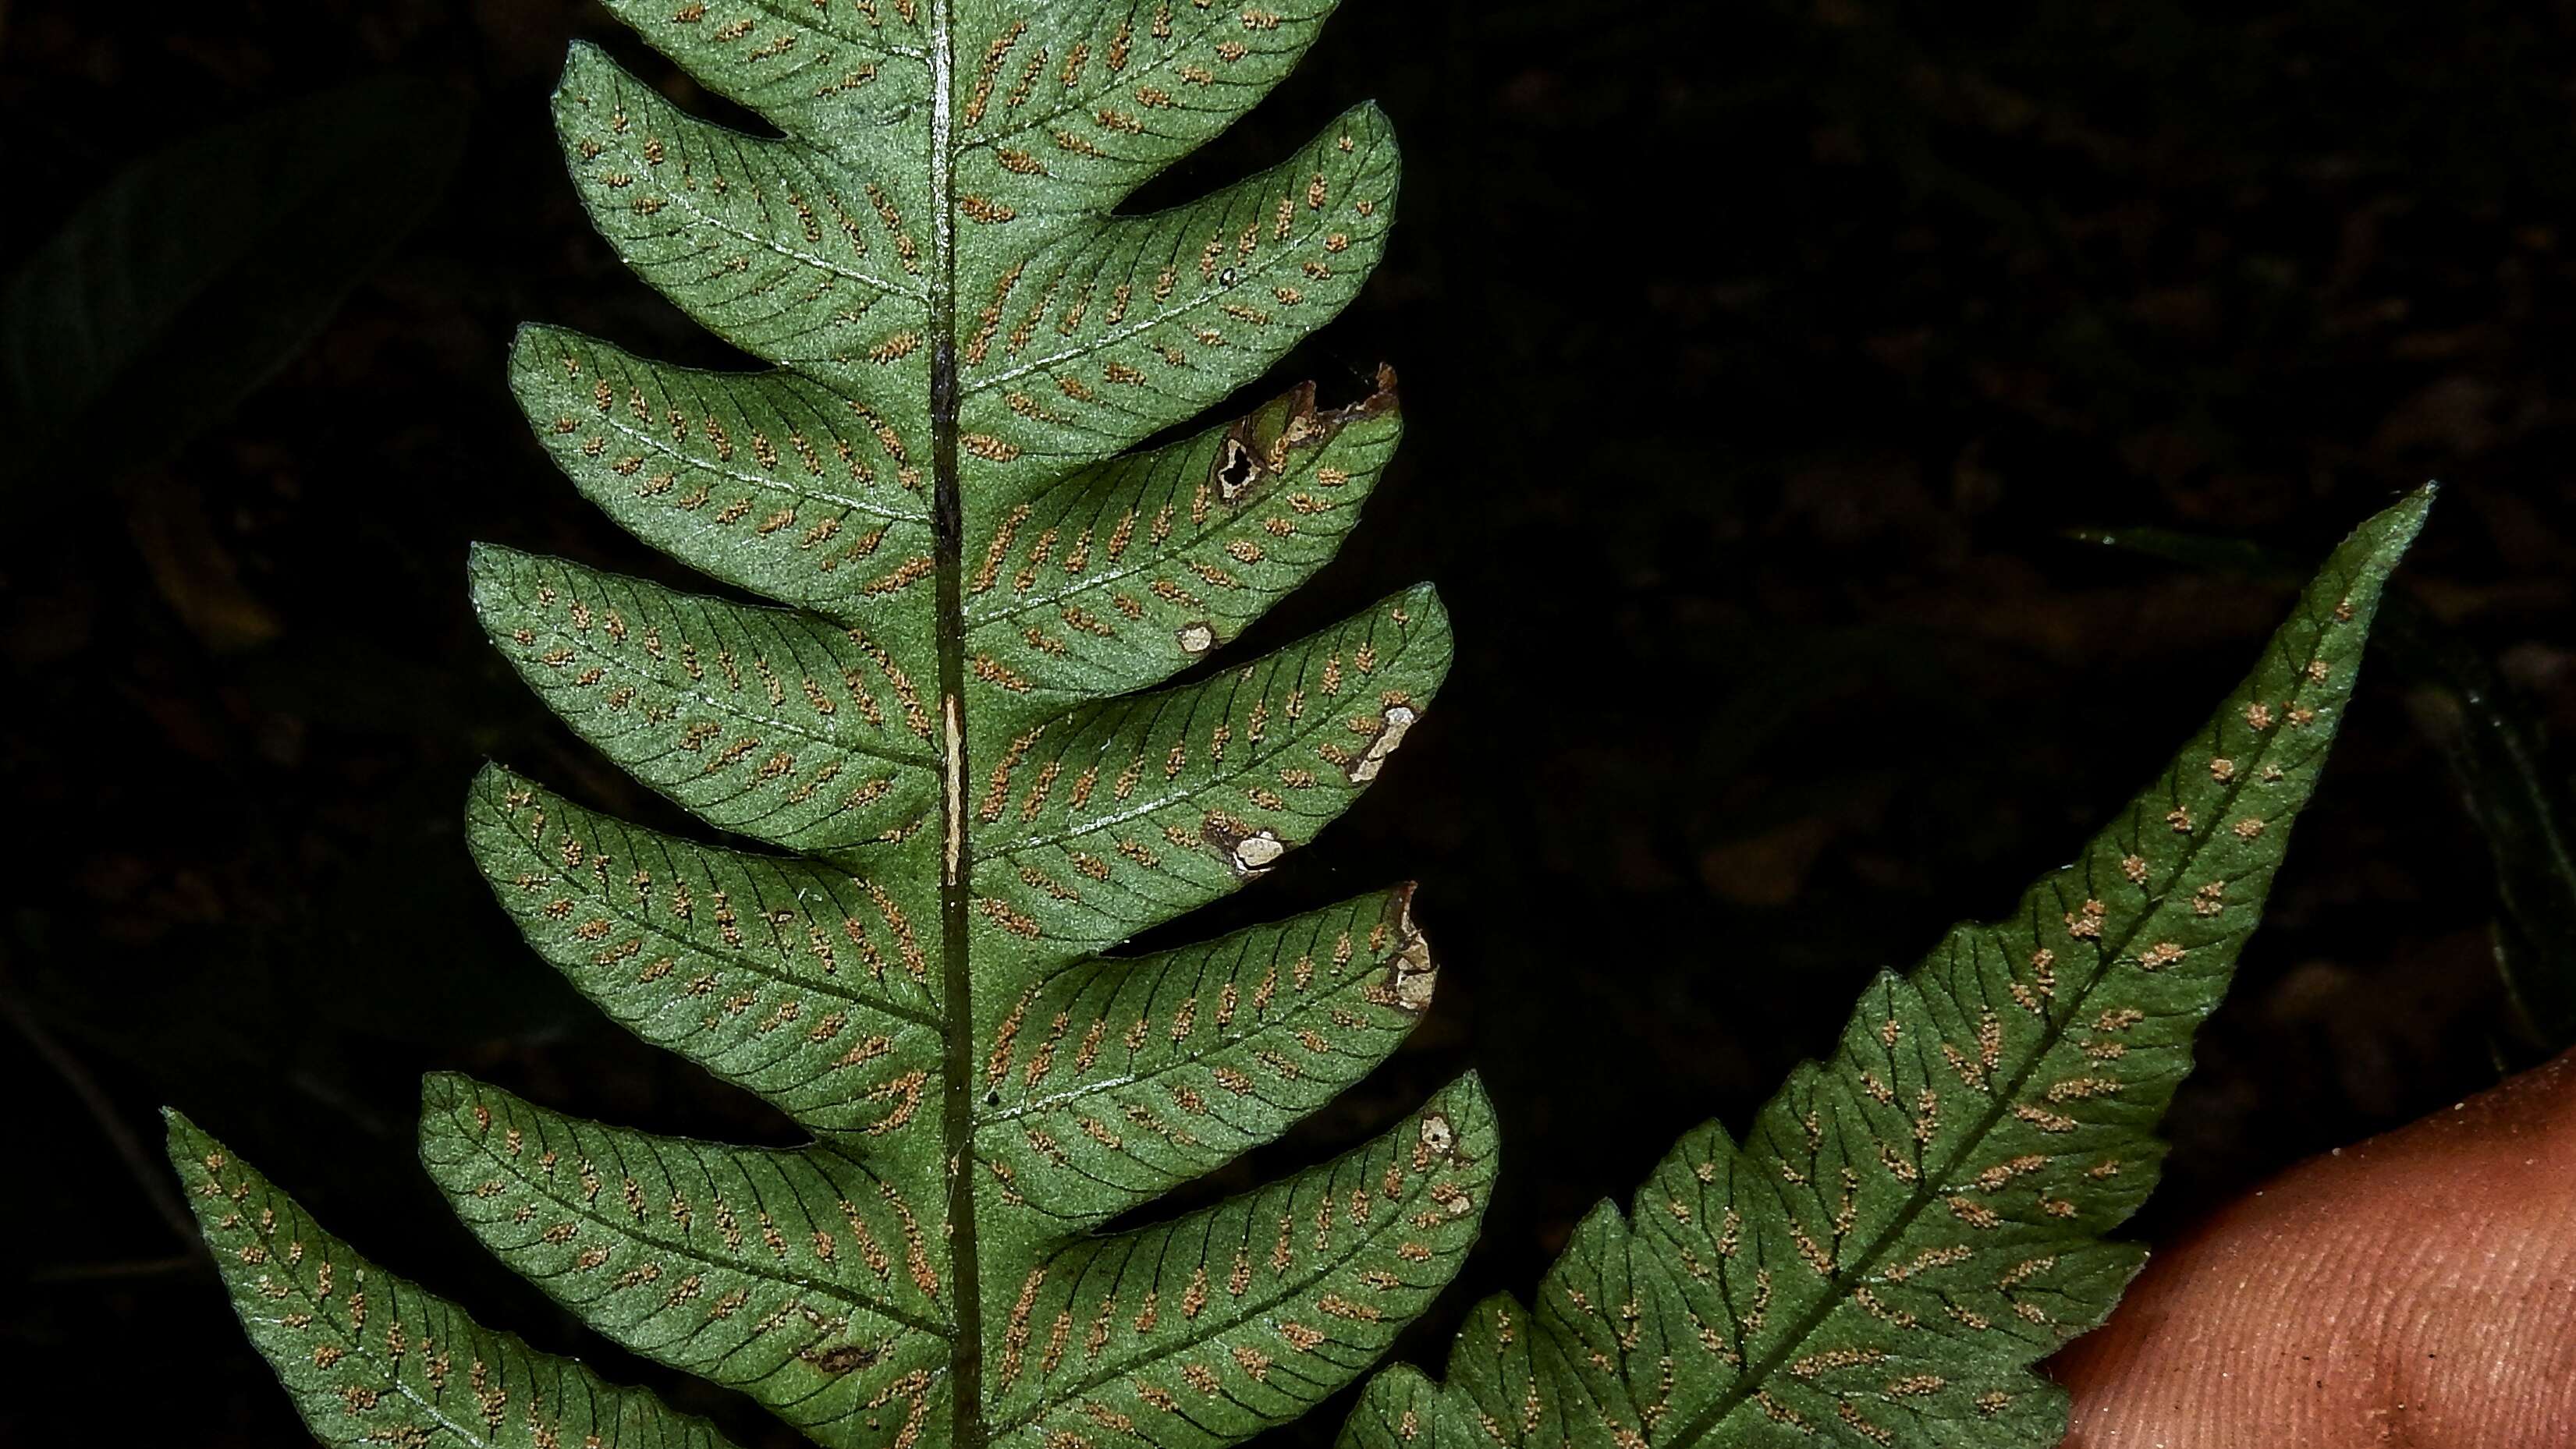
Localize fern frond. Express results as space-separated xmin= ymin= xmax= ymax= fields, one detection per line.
xmin=1336 ymin=490 xmax=2434 ymax=1449
xmin=179 ymin=5 xmax=1479 ymax=1449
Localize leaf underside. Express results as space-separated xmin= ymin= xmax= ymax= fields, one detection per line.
xmin=1336 ymin=491 xmax=2432 ymax=1449
xmin=167 ymin=1113 xmax=743 ymax=1449
xmin=183 ymin=5 xmax=1491 ymax=1449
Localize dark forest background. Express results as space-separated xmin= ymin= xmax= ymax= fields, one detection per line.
xmin=8 ymin=2 xmax=2576 ymax=1445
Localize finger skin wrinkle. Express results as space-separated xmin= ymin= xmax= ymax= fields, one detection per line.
xmin=2053 ymin=1050 xmax=2576 ymax=1447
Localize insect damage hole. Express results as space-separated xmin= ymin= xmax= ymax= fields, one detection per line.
xmin=1215 ymin=434 xmax=1261 ymax=502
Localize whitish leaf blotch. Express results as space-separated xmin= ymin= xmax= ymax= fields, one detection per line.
xmin=178 ymin=5 xmax=1487 ymax=1449
xmin=1336 ymin=489 xmax=2432 ymax=1449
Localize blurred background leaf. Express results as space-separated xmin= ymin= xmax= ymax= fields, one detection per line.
xmin=0 ymin=75 xmax=467 ymax=497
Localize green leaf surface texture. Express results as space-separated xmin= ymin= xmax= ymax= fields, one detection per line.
xmin=1335 ymin=491 xmax=2432 ymax=1449
xmin=179 ymin=5 xmax=1486 ymax=1449
xmin=169 ymin=1111 xmax=745 ymax=1449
